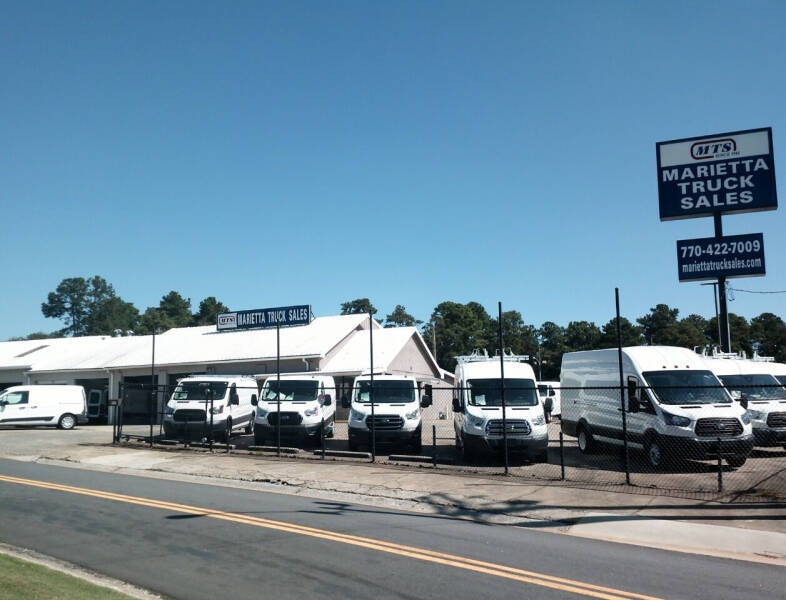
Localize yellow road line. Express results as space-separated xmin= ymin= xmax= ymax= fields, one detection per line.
xmin=0 ymin=473 xmax=661 ymax=600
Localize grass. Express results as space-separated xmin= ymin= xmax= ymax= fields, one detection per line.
xmin=0 ymin=552 xmax=138 ymax=600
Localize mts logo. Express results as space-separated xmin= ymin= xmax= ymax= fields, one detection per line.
xmin=691 ymin=138 xmax=737 ymax=160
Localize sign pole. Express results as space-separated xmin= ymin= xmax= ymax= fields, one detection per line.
xmin=498 ymin=302 xmax=508 ymax=476
xmin=714 ymin=214 xmax=732 ymax=352
xmin=276 ymin=323 xmax=281 ymax=457
xmin=369 ymin=312 xmax=375 ymax=463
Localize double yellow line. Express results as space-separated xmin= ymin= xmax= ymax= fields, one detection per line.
xmin=0 ymin=473 xmax=660 ymax=600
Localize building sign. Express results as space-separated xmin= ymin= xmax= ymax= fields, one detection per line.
xmin=677 ymin=233 xmax=765 ymax=281
xmin=217 ymin=305 xmax=312 ymax=331
xmin=657 ymin=127 xmax=777 ymax=220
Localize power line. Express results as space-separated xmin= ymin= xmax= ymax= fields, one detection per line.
xmin=728 ymin=287 xmax=786 ymax=295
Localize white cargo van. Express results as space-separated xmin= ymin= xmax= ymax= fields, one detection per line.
xmin=0 ymin=385 xmax=87 ymax=429
xmin=453 ymin=351 xmax=548 ymax=462
xmin=703 ymin=353 xmax=786 ymax=449
xmin=537 ymin=381 xmax=561 ymax=421
xmin=560 ymin=346 xmax=754 ymax=469
xmin=759 ymin=360 xmax=786 ymax=387
xmin=252 ymin=373 xmax=336 ymax=446
xmin=163 ymin=375 xmax=257 ymax=441
xmin=343 ymin=372 xmax=432 ymax=452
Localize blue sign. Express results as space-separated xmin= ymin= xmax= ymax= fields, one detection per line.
xmin=657 ymin=127 xmax=777 ymax=221
xmin=677 ymin=233 xmax=765 ymax=282
xmin=217 ymin=305 xmax=312 ymax=331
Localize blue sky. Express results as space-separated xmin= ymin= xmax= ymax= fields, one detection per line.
xmin=2 ymin=1 xmax=784 ymax=338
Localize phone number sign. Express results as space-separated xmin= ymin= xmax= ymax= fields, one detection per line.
xmin=677 ymin=233 xmax=765 ymax=281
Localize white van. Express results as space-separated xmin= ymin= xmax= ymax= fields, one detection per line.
xmin=252 ymin=374 xmax=336 ymax=446
xmin=703 ymin=354 xmax=786 ymax=449
xmin=453 ymin=351 xmax=548 ymax=462
xmin=560 ymin=346 xmax=754 ymax=469
xmin=343 ymin=372 xmax=432 ymax=452
xmin=758 ymin=359 xmax=786 ymax=387
xmin=163 ymin=375 xmax=257 ymax=441
xmin=0 ymin=385 xmax=87 ymax=429
xmin=537 ymin=381 xmax=561 ymax=421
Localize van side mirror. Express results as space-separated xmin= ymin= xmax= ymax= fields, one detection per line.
xmin=420 ymin=384 xmax=433 ymax=408
xmin=323 ymin=394 xmax=332 ymax=406
xmin=341 ymin=395 xmax=349 ymax=409
xmin=452 ymin=396 xmax=462 ymax=413
xmin=628 ymin=396 xmax=640 ymax=413
xmin=230 ymin=392 xmax=239 ymax=406
xmin=251 ymin=394 xmax=258 ymax=406
xmin=740 ymin=396 xmax=749 ymax=409
xmin=544 ymin=397 xmax=553 ymax=413
xmin=627 ymin=379 xmax=638 ymax=399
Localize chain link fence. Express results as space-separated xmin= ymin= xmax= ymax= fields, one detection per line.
xmin=114 ymin=381 xmax=786 ymax=501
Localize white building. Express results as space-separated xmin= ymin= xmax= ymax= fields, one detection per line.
xmin=0 ymin=314 xmax=451 ymax=423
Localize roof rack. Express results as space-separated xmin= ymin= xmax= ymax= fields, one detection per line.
xmin=455 ymin=349 xmax=530 ymax=364
xmin=750 ymin=351 xmax=775 ymax=363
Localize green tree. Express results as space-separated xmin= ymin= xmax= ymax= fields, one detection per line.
xmin=384 ymin=305 xmax=421 ymax=328
xmin=750 ymin=312 xmax=786 ymax=362
xmin=340 ymin=298 xmax=377 ymax=316
xmin=637 ymin=304 xmax=680 ymax=345
xmin=158 ymin=291 xmax=192 ymax=327
xmin=564 ymin=321 xmax=602 ymax=351
xmin=86 ymin=297 xmax=139 ymax=335
xmin=537 ymin=321 xmax=567 ymax=380
xmin=489 ymin=310 xmax=538 ymax=357
xmin=706 ymin=313 xmax=753 ymax=355
xmin=597 ymin=317 xmax=643 ymax=349
xmin=426 ymin=301 xmax=492 ymax=371
xmin=41 ymin=276 xmax=124 ymax=336
xmin=193 ymin=297 xmax=229 ymax=326
xmin=8 ymin=331 xmax=61 ymax=341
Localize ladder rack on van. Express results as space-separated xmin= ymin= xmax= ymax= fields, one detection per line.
xmin=750 ymin=351 xmax=775 ymax=363
xmin=455 ymin=349 xmax=530 ymax=364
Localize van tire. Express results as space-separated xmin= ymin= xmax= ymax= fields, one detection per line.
xmin=535 ymin=450 xmax=549 ymax=463
xmin=645 ymin=436 xmax=666 ymax=470
xmin=58 ymin=414 xmax=77 ymax=430
xmin=726 ymin=455 xmax=747 ymax=468
xmin=576 ymin=424 xmax=595 ymax=454
xmin=348 ymin=438 xmax=360 ymax=452
xmin=459 ymin=435 xmax=475 ymax=463
xmin=221 ymin=418 xmax=232 ymax=443
xmin=244 ymin=417 xmax=254 ymax=435
xmin=254 ymin=432 xmax=266 ymax=447
xmin=412 ymin=437 xmax=422 ymax=454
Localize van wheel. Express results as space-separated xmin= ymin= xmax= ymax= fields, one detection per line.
xmin=58 ymin=414 xmax=77 ymax=430
xmin=244 ymin=418 xmax=254 ymax=435
xmin=576 ymin=424 xmax=594 ymax=454
xmin=645 ymin=437 xmax=665 ymax=469
xmin=221 ymin=418 xmax=232 ymax=443
xmin=412 ymin=437 xmax=422 ymax=454
xmin=460 ymin=435 xmax=475 ymax=463
xmin=348 ymin=438 xmax=360 ymax=452
xmin=727 ymin=455 xmax=747 ymax=468
xmin=325 ymin=424 xmax=334 ymax=438
xmin=253 ymin=432 xmax=266 ymax=447
xmin=535 ymin=450 xmax=549 ymax=463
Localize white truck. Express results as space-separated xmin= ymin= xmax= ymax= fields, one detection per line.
xmin=252 ymin=373 xmax=336 ymax=446
xmin=0 ymin=385 xmax=88 ymax=429
xmin=343 ymin=372 xmax=432 ymax=452
xmin=452 ymin=351 xmax=548 ymax=462
xmin=163 ymin=375 xmax=257 ymax=441
xmin=560 ymin=346 xmax=754 ymax=469
xmin=703 ymin=352 xmax=786 ymax=449
xmin=537 ymin=381 xmax=561 ymax=421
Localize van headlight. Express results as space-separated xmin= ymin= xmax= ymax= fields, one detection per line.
xmin=467 ymin=415 xmax=484 ymax=428
xmin=532 ymin=415 xmax=545 ymax=426
xmin=209 ymin=405 xmax=224 ymax=415
xmin=304 ymin=406 xmax=319 ymax=417
xmin=165 ymin=406 xmax=175 ymax=416
xmin=256 ymin=406 xmax=268 ymax=417
xmin=350 ymin=408 xmax=365 ymax=422
xmin=662 ymin=411 xmax=691 ymax=427
xmin=405 ymin=409 xmax=419 ymax=420
xmin=741 ymin=411 xmax=752 ymax=425
xmin=746 ymin=409 xmax=764 ymax=421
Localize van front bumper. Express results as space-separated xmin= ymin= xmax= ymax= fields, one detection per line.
xmin=752 ymin=427 xmax=786 ymax=446
xmin=659 ymin=434 xmax=754 ymax=459
xmin=348 ymin=425 xmax=421 ymax=446
xmin=463 ymin=431 xmax=548 ymax=456
xmin=163 ymin=418 xmax=226 ymax=437
xmin=256 ymin=422 xmax=323 ymax=440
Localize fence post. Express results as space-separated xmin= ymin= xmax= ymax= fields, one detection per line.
xmin=321 ymin=417 xmax=325 ymax=460
xmin=432 ymin=424 xmax=437 ymax=467
xmin=717 ymin=436 xmax=723 ymax=493
xmin=559 ymin=431 xmax=565 ymax=481
xmin=149 ymin=389 xmax=155 ymax=448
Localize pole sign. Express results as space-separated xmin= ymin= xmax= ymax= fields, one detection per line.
xmin=677 ymin=233 xmax=765 ymax=282
xmin=657 ymin=127 xmax=777 ymax=221
xmin=216 ymin=305 xmax=312 ymax=331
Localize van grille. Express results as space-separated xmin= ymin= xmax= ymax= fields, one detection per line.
xmin=268 ymin=412 xmax=303 ymax=426
xmin=366 ymin=415 xmax=404 ymax=430
xmin=694 ymin=418 xmax=743 ymax=437
xmin=766 ymin=412 xmax=786 ymax=428
xmin=486 ymin=419 xmax=531 ymax=436
xmin=174 ymin=409 xmax=206 ymax=422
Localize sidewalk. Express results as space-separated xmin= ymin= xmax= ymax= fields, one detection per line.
xmin=2 ymin=433 xmax=784 ymax=567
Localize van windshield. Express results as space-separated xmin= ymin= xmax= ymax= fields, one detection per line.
xmin=776 ymin=376 xmax=786 ymax=387
xmin=642 ymin=370 xmax=730 ymax=405
xmin=173 ymin=382 xmax=228 ymax=401
xmin=354 ymin=380 xmax=415 ymax=403
xmin=718 ymin=374 xmax=786 ymax=400
xmin=467 ymin=378 xmax=538 ymax=407
xmin=264 ymin=380 xmax=318 ymax=402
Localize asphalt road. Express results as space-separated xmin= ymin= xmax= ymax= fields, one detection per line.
xmin=0 ymin=458 xmax=781 ymax=600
